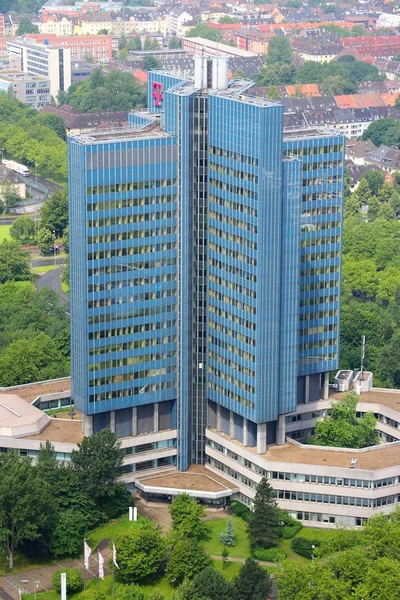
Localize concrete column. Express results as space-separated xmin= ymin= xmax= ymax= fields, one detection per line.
xmin=276 ymin=415 xmax=286 ymax=446
xmin=216 ymin=404 xmax=222 ymax=432
xmin=154 ymin=403 xmax=159 ymax=433
xmin=305 ymin=375 xmax=310 ymax=404
xmin=132 ymin=407 xmax=137 ymax=437
xmin=82 ymin=414 xmax=93 ymax=437
xmin=323 ymin=372 xmax=329 ymax=401
xmin=229 ymin=410 xmax=235 ymax=439
xmin=257 ymin=423 xmax=267 ymax=455
xmin=243 ymin=419 xmax=249 ymax=447
xmin=110 ymin=410 xmax=116 ymax=433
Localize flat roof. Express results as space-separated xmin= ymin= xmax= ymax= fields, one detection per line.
xmin=137 ymin=464 xmax=238 ymax=493
xmin=70 ymin=125 xmax=170 ymax=145
xmin=331 ymin=388 xmax=400 ymax=415
xmin=1 ymin=378 xmax=71 ymax=403
xmin=208 ymin=428 xmax=400 ymax=471
xmin=182 ymin=37 xmax=257 ymax=58
xmin=22 ymin=418 xmax=83 ymax=444
xmin=0 ymin=394 xmax=50 ymax=438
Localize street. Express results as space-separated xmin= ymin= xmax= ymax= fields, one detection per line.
xmin=35 ymin=266 xmax=70 ymax=307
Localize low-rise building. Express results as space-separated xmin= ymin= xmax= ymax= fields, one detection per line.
xmin=40 ymin=104 xmax=130 ymax=134
xmin=0 ymin=70 xmax=50 ymax=108
xmin=0 ymin=52 xmax=19 ymax=71
xmin=25 ymin=33 xmax=112 ymax=62
xmin=182 ymin=36 xmax=257 ymax=58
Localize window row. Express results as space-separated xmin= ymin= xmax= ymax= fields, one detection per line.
xmin=88 ymin=242 xmax=176 ymax=261
xmin=301 ymin=235 xmax=340 ymax=248
xmin=208 ymin=289 xmax=256 ymax=316
xmin=86 ymin=179 xmax=177 ymax=196
xmin=209 ymin=146 xmax=259 ymax=166
xmin=209 ymin=178 xmax=258 ymax=201
xmin=89 ymin=380 xmax=175 ymax=403
xmin=87 ymin=287 xmax=175 ymax=309
xmin=300 ymin=294 xmax=338 ymax=307
xmin=209 ymin=258 xmax=257 ymax=285
xmin=88 ymin=210 xmax=177 ymax=229
xmin=209 ymin=194 xmax=257 ymax=218
xmin=88 ymin=273 xmax=176 ymax=293
xmin=89 ymin=335 xmax=175 ymax=357
xmin=87 ymin=194 xmax=177 ymax=212
xmin=88 ymin=257 xmax=176 ymax=277
xmin=301 ymin=250 xmax=340 ymax=262
xmin=209 ymin=226 xmax=257 ymax=252
xmin=300 ymin=280 xmax=338 ymax=292
xmin=286 ymin=144 xmax=344 ymax=157
xmin=208 ymin=304 xmax=256 ymax=332
xmin=208 ymin=364 xmax=255 ymax=396
xmin=89 ymin=366 xmax=176 ymax=388
xmin=89 ymin=320 xmax=176 ymax=340
xmin=209 ymin=242 xmax=257 ymax=267
xmin=89 ymin=350 xmax=176 ymax=372
xmin=209 ymin=210 xmax=257 ymax=235
xmin=300 ymin=265 xmax=340 ymax=278
xmin=302 ymin=160 xmax=343 ymax=172
xmin=208 ymin=321 xmax=256 ymax=348
xmin=300 ymin=309 xmax=338 ymax=322
xmin=209 ymin=162 xmax=259 ymax=184
xmin=209 ymin=273 xmax=256 ymax=300
xmin=88 ymin=226 xmax=177 ymax=245
xmin=276 ymin=489 xmax=398 ymax=509
xmin=88 ymin=302 xmax=177 ymax=325
xmin=208 ymin=381 xmax=254 ymax=410
xmin=208 ymin=345 xmax=255 ymax=377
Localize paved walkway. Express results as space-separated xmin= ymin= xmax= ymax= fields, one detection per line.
xmin=210 ymin=555 xmax=276 ymax=567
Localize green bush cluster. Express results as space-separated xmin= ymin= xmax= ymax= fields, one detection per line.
xmin=52 ymin=568 xmax=83 ymax=593
xmin=291 ymin=537 xmax=320 ymax=559
xmin=230 ymin=501 xmax=250 ymax=519
xmin=251 ymin=546 xmax=287 ymax=562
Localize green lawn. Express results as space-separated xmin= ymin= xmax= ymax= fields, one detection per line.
xmin=32 ymin=264 xmax=61 ymax=274
xmin=201 ymin=516 xmax=250 ymax=559
xmin=61 ymin=281 xmax=70 ymax=294
xmin=279 ymin=526 xmax=340 ymax=565
xmin=87 ymin=513 xmax=141 ymax=548
xmin=0 ymin=224 xmax=11 ymax=241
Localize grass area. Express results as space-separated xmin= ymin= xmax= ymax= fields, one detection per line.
xmin=279 ymin=526 xmax=340 ymax=565
xmin=201 ymin=516 xmax=250 ymax=559
xmin=0 ymin=224 xmax=11 ymax=241
xmin=0 ymin=554 xmax=57 ymax=578
xmin=34 ymin=252 xmax=67 ymax=261
xmin=32 ymin=264 xmax=61 ymax=274
xmin=61 ymin=281 xmax=70 ymax=294
xmin=87 ymin=513 xmax=141 ymax=548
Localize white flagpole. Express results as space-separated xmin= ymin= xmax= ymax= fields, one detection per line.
xmin=98 ymin=550 xmax=105 ymax=581
xmin=112 ymin=541 xmax=119 ymax=599
xmin=83 ymin=539 xmax=91 ymax=590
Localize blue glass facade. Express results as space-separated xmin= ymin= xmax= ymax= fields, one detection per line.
xmin=69 ymin=60 xmax=345 ymax=467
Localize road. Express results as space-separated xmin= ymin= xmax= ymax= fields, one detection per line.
xmin=36 ymin=266 xmax=70 ymax=307
xmin=31 ymin=256 xmax=65 ymax=268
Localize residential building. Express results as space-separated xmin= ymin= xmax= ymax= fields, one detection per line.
xmin=39 ymin=15 xmax=74 ymax=36
xmin=0 ymin=70 xmax=50 ymax=108
xmin=0 ymin=13 xmax=4 ymax=39
xmin=25 ymin=33 xmax=113 ymax=61
xmin=6 ymin=38 xmax=71 ymax=98
xmin=66 ymin=56 xmax=348 ymax=525
xmin=234 ymin=29 xmax=272 ymax=55
xmin=0 ymin=53 xmax=19 ymax=71
xmin=169 ymin=10 xmax=193 ymax=35
xmin=41 ymin=104 xmax=129 ymax=134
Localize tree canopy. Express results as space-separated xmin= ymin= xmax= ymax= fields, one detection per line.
xmin=0 ymin=240 xmax=31 ymax=284
xmin=362 ymin=118 xmax=400 ymax=149
xmin=266 ymin=36 xmax=293 ymax=65
xmin=57 ymin=69 xmax=146 ymax=113
xmin=169 ymin=493 xmax=206 ymax=539
xmin=312 ymin=392 xmax=379 ymax=448
xmin=247 ymin=477 xmax=281 ymax=549
xmin=186 ymin=23 xmax=222 ymax=42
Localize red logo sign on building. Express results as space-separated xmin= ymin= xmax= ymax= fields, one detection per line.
xmin=152 ymin=82 xmax=163 ymax=107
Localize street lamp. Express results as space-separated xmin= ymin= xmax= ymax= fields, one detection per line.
xmin=34 ymin=579 xmax=40 ymax=600
xmin=53 ymin=230 xmax=56 ymax=266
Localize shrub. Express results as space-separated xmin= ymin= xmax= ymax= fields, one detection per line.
xmin=251 ymin=546 xmax=287 ymax=562
xmin=281 ymin=523 xmax=303 ymax=539
xmin=291 ymin=537 xmax=320 ymax=559
xmin=230 ymin=501 xmax=250 ymax=518
xmin=53 ymin=568 xmax=83 ymax=593
xmin=219 ymin=519 xmax=236 ymax=546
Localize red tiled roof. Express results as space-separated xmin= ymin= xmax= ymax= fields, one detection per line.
xmin=134 ymin=69 xmax=147 ymax=83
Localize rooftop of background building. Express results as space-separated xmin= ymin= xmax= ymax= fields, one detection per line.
xmin=1 ymin=377 xmax=71 ymax=403
xmin=70 ymin=125 xmax=171 ymax=145
xmin=136 ymin=464 xmax=239 ymax=493
xmin=283 ymin=126 xmax=344 ymax=140
xmin=182 ymin=36 xmax=257 ymax=58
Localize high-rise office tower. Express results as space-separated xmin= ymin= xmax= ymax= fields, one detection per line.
xmin=69 ymin=56 xmax=345 ymax=486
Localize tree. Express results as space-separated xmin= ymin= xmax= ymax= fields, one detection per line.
xmin=314 ymin=392 xmax=379 ymax=448
xmin=115 ymin=520 xmax=165 ymax=583
xmin=62 ymin=225 xmax=69 ymax=253
xmin=143 ymin=36 xmax=159 ymax=51
xmin=16 ymin=17 xmax=39 ymax=35
xmin=266 ymin=36 xmax=292 ymax=65
xmin=39 ymin=113 xmax=67 ymax=141
xmin=247 ymin=477 xmax=281 ymax=549
xmin=169 ymin=493 xmax=206 ymax=539
xmin=166 ymin=538 xmax=212 ymax=584
xmin=321 ymin=75 xmax=348 ymax=96
xmin=186 ymin=23 xmax=222 ymax=42
xmin=51 ymin=510 xmax=88 ymax=556
xmin=98 ymin=28 xmax=109 ymax=34
xmin=142 ymin=56 xmax=163 ymax=71
xmin=378 ymin=203 xmax=396 ymax=220
xmin=10 ymin=216 xmax=36 ymax=244
xmin=361 ymin=171 xmax=385 ymax=195
xmin=37 ymin=227 xmax=55 ymax=255
xmin=115 ymin=585 xmax=145 ymax=600
xmin=0 ymin=180 xmax=22 ymax=213
xmin=169 ymin=36 xmax=181 ymax=49
xmin=232 ymin=558 xmax=272 ymax=600
xmin=362 ymin=118 xmax=400 ymax=148
xmin=119 ymin=33 xmax=128 ymax=50
xmin=266 ymin=85 xmax=280 ymax=100
xmin=127 ymin=37 xmax=142 ymax=51
xmin=40 ymin=189 xmax=68 ymax=237
xmin=71 ymin=429 xmax=125 ymax=501
xmin=221 ymin=545 xmax=229 ymax=569
xmin=344 ymin=193 xmax=360 ymax=218
xmin=148 ymin=592 xmax=165 ymax=600
xmin=192 ymin=567 xmax=233 ymax=600
xmin=353 ymin=178 xmax=372 ymax=208
xmin=53 ymin=569 xmax=83 ymax=593
xmin=0 ymin=452 xmax=52 ymax=568
xmin=219 ymin=519 xmax=236 ymax=546
xmin=0 ymin=239 xmax=31 ymax=283
xmin=0 ymin=332 xmax=66 ymax=386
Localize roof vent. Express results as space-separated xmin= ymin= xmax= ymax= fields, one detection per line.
xmin=350 ymin=458 xmax=357 ymax=468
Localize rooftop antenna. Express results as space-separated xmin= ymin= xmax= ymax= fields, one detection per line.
xmin=360 ymin=335 xmax=365 ymax=377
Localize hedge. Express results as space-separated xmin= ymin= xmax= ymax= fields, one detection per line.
xmin=291 ymin=537 xmax=320 ymax=559
xmin=53 ymin=568 xmax=83 ymax=593
xmin=251 ymin=546 xmax=287 ymax=562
